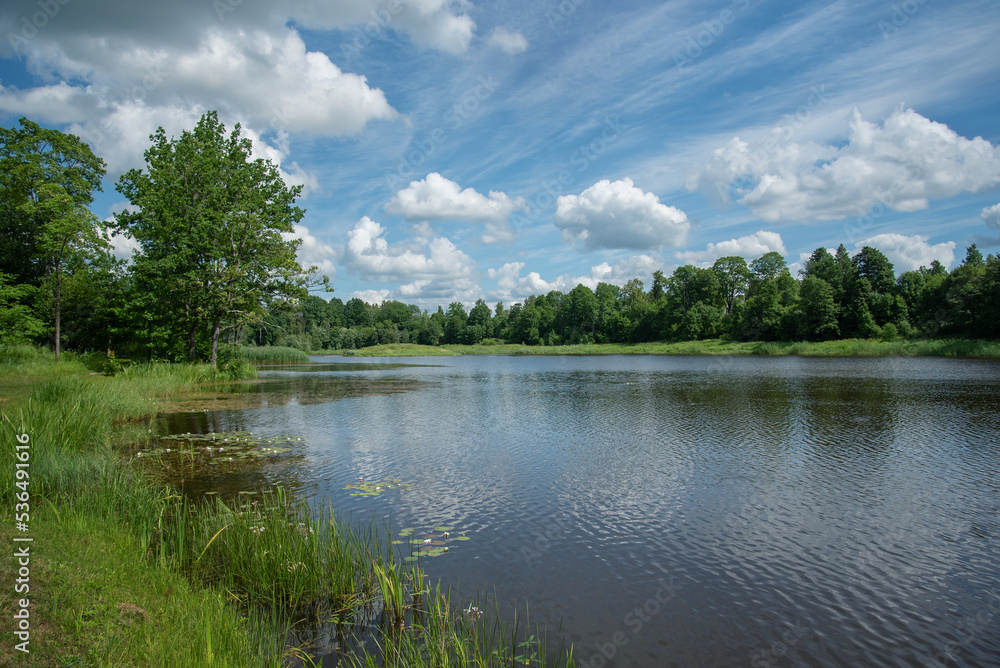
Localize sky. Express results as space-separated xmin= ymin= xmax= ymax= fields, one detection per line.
xmin=2 ymin=0 xmax=999 ymax=309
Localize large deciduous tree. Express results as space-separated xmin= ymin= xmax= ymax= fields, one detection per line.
xmin=116 ymin=111 xmax=310 ymax=365
xmin=0 ymin=118 xmax=106 ymax=287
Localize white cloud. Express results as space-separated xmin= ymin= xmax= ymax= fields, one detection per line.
xmin=854 ymin=233 xmax=956 ymax=272
xmin=981 ymin=203 xmax=1000 ymax=232
xmin=103 ymin=230 xmax=140 ymax=262
xmin=352 ymin=289 xmax=391 ymax=305
xmin=675 ymin=230 xmax=787 ymax=266
xmin=688 ymin=107 xmax=1000 ymax=222
xmin=283 ymin=224 xmax=337 ymax=276
xmin=341 ymin=216 xmax=478 ymax=305
xmin=487 ymin=27 xmax=528 ymax=54
xmin=386 ymin=172 xmax=527 ymax=243
xmin=554 ymin=178 xmax=690 ymax=251
xmin=488 ymin=254 xmax=664 ymax=303
xmin=0 ymin=12 xmax=401 ymax=176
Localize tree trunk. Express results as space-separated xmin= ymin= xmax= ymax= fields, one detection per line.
xmin=54 ymin=259 xmax=61 ymax=360
xmin=210 ymin=319 xmax=221 ymax=366
xmin=187 ymin=321 xmax=199 ymax=361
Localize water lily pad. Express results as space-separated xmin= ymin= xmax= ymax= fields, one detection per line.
xmin=343 ymin=477 xmax=413 ymax=497
xmin=433 ymin=526 xmax=453 ymax=532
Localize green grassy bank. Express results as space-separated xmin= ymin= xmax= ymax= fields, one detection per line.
xmin=0 ymin=348 xmax=572 ymax=667
xmin=337 ymin=338 xmax=1000 ymax=358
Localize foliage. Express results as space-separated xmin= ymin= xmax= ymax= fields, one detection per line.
xmin=115 ymin=111 xmax=315 ymax=365
xmin=0 ymin=117 xmax=106 ymax=287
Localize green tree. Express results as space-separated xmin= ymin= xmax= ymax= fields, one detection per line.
xmin=21 ymin=183 xmax=108 ymax=358
xmin=467 ymin=299 xmax=493 ymax=343
xmin=0 ymin=118 xmax=106 ymax=287
xmin=796 ymin=276 xmax=840 ymax=340
xmin=712 ymin=256 xmax=750 ymax=314
xmin=116 ymin=111 xmax=311 ymax=364
xmin=852 ymin=246 xmax=895 ymax=295
xmin=0 ymin=273 xmax=45 ymax=345
xmin=443 ymin=302 xmax=468 ymax=344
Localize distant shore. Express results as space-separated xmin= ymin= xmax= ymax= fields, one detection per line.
xmin=315 ymin=338 xmax=1000 ymax=359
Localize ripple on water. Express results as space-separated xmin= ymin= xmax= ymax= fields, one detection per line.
xmin=151 ymin=355 xmax=1000 ymax=667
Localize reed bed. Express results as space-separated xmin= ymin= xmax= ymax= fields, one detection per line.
xmin=239 ymin=345 xmax=312 ymax=364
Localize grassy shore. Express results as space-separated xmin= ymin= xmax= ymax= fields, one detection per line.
xmin=335 ymin=338 xmax=1000 ymax=358
xmin=0 ymin=347 xmax=572 ymax=667
xmin=239 ymin=345 xmax=312 ymax=364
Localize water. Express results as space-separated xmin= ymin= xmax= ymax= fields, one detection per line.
xmin=159 ymin=354 xmax=1000 ymax=667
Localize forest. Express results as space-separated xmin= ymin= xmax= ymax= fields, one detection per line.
xmin=2 ymin=113 xmax=999 ymax=362
xmin=255 ymin=243 xmax=1000 ymax=351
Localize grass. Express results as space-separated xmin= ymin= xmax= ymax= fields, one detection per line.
xmin=0 ymin=347 xmax=574 ymax=667
xmin=0 ymin=505 xmax=287 ymax=667
xmin=334 ymin=343 xmax=459 ymax=357
xmin=239 ymin=345 xmax=312 ymax=364
xmin=427 ymin=338 xmax=1000 ymax=358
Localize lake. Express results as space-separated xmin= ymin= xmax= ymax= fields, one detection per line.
xmin=159 ymin=354 xmax=1000 ymax=667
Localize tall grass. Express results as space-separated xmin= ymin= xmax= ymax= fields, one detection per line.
xmin=239 ymin=345 xmax=312 ymax=364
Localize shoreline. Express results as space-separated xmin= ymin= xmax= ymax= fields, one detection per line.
xmin=316 ymin=338 xmax=1000 ymax=359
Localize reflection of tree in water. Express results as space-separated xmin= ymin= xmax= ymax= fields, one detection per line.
xmin=159 ymin=375 xmax=429 ymax=412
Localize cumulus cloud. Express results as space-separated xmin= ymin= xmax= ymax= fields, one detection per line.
xmin=0 ymin=0 xmax=475 ymax=175
xmin=282 ymin=224 xmax=337 ymax=275
xmin=386 ymin=172 xmax=527 ymax=243
xmin=341 ymin=217 xmax=478 ymax=304
xmin=853 ymin=233 xmax=956 ymax=272
xmin=982 ymin=203 xmax=1000 ymax=232
xmin=675 ymin=230 xmax=787 ymax=266
xmin=487 ymin=27 xmax=528 ymax=54
xmin=487 ymin=254 xmax=664 ymax=303
xmin=352 ymin=289 xmax=391 ymax=305
xmin=687 ymin=107 xmax=1000 ymax=222
xmin=554 ymin=178 xmax=690 ymax=251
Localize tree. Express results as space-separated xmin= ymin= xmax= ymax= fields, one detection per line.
xmin=852 ymin=246 xmax=895 ymax=295
xmin=20 ymin=183 xmax=108 ymax=358
xmin=0 ymin=273 xmax=45 ymax=345
xmin=467 ymin=299 xmax=493 ymax=343
xmin=116 ymin=111 xmax=312 ymax=365
xmin=0 ymin=118 xmax=106 ymax=287
xmin=443 ymin=302 xmax=468 ymax=344
xmin=712 ymin=256 xmax=750 ymax=314
xmin=797 ymin=276 xmax=840 ymax=340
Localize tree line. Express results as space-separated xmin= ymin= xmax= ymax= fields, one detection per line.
xmin=260 ymin=244 xmax=1000 ymax=351
xmin=2 ymin=113 xmax=998 ymax=362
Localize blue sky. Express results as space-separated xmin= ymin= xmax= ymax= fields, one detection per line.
xmin=2 ymin=0 xmax=999 ymax=309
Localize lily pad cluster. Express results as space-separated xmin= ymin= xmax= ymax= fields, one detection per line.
xmin=392 ymin=526 xmax=471 ymax=560
xmin=343 ymin=478 xmax=412 ymax=497
xmin=134 ymin=431 xmax=299 ymax=462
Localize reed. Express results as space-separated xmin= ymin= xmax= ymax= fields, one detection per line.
xmin=239 ymin=345 xmax=312 ymax=364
